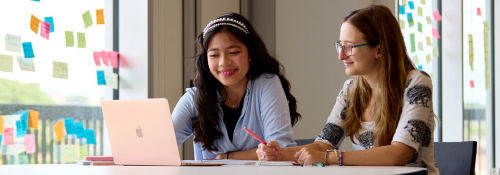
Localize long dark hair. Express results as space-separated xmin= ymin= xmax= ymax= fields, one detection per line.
xmin=192 ymin=13 xmax=301 ymax=151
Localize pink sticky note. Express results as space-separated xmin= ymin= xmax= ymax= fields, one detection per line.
xmin=93 ymin=51 xmax=101 ymax=66
xmin=432 ymin=27 xmax=441 ymax=39
xmin=109 ymin=51 xmax=119 ymax=68
xmin=470 ymin=80 xmax=475 ymax=88
xmin=40 ymin=21 xmax=51 ymax=40
xmin=101 ymin=51 xmax=110 ymax=66
xmin=25 ymin=134 xmax=36 ymax=153
xmin=477 ymin=8 xmax=481 ymax=16
xmin=4 ymin=128 xmax=14 ymax=145
xmin=433 ymin=10 xmax=442 ymax=21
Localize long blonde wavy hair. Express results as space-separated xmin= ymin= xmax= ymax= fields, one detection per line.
xmin=342 ymin=5 xmax=416 ymax=147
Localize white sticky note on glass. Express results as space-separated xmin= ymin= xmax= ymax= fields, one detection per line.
xmin=17 ymin=56 xmax=35 ymax=72
xmin=5 ymin=34 xmax=22 ymax=53
xmin=104 ymin=70 xmax=118 ymax=89
xmin=0 ymin=54 xmax=14 ymax=72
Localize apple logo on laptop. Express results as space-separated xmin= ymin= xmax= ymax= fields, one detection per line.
xmin=136 ymin=126 xmax=143 ymax=138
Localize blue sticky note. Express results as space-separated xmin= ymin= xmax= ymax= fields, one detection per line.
xmin=74 ymin=122 xmax=85 ymax=138
xmin=399 ymin=5 xmax=405 ymax=14
xmin=97 ymin=70 xmax=107 ymax=85
xmin=0 ymin=135 xmax=2 ymax=149
xmin=20 ymin=110 xmax=29 ymax=130
xmin=64 ymin=118 xmax=74 ymax=134
xmin=85 ymin=129 xmax=96 ymax=144
xmin=409 ymin=1 xmax=414 ymax=9
xmin=16 ymin=120 xmax=26 ymax=138
xmin=32 ymin=0 xmax=40 ymax=1
xmin=407 ymin=13 xmax=413 ymax=20
xmin=418 ymin=65 xmax=423 ymax=70
xmin=22 ymin=42 xmax=35 ymax=58
xmin=13 ymin=110 xmax=24 ymax=115
xmin=45 ymin=17 xmax=54 ymax=32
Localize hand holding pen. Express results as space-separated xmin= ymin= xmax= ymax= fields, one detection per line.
xmin=243 ymin=127 xmax=281 ymax=160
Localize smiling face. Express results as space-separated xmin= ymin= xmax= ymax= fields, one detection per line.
xmin=338 ymin=22 xmax=380 ymax=77
xmin=207 ymin=31 xmax=251 ymax=89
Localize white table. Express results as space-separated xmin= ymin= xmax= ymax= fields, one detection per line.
xmin=0 ymin=164 xmax=427 ymax=175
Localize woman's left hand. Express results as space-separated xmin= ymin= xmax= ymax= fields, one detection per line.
xmin=294 ymin=147 xmax=326 ymax=165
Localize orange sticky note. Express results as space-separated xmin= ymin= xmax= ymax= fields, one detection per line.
xmin=25 ymin=134 xmax=36 ymax=153
xmin=0 ymin=115 xmax=3 ymax=134
xmin=30 ymin=15 xmax=41 ymax=34
xmin=96 ymin=9 xmax=105 ymax=25
xmin=28 ymin=110 xmax=39 ymax=129
xmin=53 ymin=120 xmax=66 ymax=142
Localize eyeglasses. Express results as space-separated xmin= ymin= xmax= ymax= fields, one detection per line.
xmin=335 ymin=41 xmax=370 ymax=56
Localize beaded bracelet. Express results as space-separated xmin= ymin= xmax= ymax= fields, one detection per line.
xmin=325 ymin=149 xmax=334 ymax=166
xmin=340 ymin=150 xmax=344 ymax=166
xmin=333 ymin=149 xmax=340 ymax=166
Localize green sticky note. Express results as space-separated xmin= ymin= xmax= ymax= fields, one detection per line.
xmin=82 ymin=11 xmax=93 ymax=28
xmin=60 ymin=145 xmax=78 ymax=163
xmin=18 ymin=152 xmax=29 ymax=164
xmin=408 ymin=17 xmax=414 ymax=27
xmin=77 ymin=32 xmax=86 ymax=48
xmin=79 ymin=144 xmax=89 ymax=160
xmin=65 ymin=31 xmax=74 ymax=47
xmin=418 ymin=23 xmax=422 ymax=32
xmin=410 ymin=33 xmax=415 ymax=53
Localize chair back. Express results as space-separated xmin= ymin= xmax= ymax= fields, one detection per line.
xmin=434 ymin=141 xmax=477 ymax=175
xmin=295 ymin=139 xmax=315 ymax=146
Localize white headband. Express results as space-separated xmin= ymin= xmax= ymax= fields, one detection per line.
xmin=203 ymin=17 xmax=249 ymax=38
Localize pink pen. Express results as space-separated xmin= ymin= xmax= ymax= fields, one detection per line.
xmin=243 ymin=127 xmax=281 ymax=155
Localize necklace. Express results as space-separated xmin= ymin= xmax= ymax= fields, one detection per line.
xmin=231 ymin=97 xmax=242 ymax=109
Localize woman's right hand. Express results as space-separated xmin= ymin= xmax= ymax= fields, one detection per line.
xmin=256 ymin=140 xmax=282 ymax=161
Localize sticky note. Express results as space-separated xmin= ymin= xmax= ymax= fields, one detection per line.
xmin=0 ymin=134 xmax=2 ymax=149
xmin=82 ymin=11 xmax=93 ymax=28
xmin=45 ymin=17 xmax=54 ymax=32
xmin=16 ymin=120 xmax=26 ymax=138
xmin=32 ymin=0 xmax=40 ymax=1
xmin=408 ymin=17 xmax=414 ymax=27
xmin=18 ymin=152 xmax=30 ymax=164
xmin=399 ymin=6 xmax=405 ymax=14
xmin=85 ymin=129 xmax=96 ymax=144
xmin=433 ymin=46 xmax=439 ymax=58
xmin=418 ymin=7 xmax=423 ymax=16
xmin=426 ymin=16 xmax=432 ymax=24
xmin=477 ymin=8 xmax=481 ymax=16
xmin=432 ymin=27 xmax=441 ymax=39
xmin=410 ymin=33 xmax=415 ymax=53
xmin=412 ymin=55 xmax=419 ymax=64
xmin=407 ymin=13 xmax=413 ymax=19
xmin=426 ymin=54 xmax=431 ymax=64
xmin=0 ymin=115 xmax=3 ymax=134
xmin=5 ymin=34 xmax=22 ymax=53
xmin=433 ymin=10 xmax=442 ymax=21
xmin=22 ymin=42 xmax=35 ymax=58
xmin=104 ymin=71 xmax=119 ymax=89
xmin=53 ymin=120 xmax=66 ymax=142
xmin=110 ymin=51 xmax=119 ymax=68
xmin=484 ymin=22 xmax=490 ymax=31
xmin=468 ymin=34 xmax=474 ymax=71
xmin=17 ymin=56 xmax=35 ymax=72
xmin=426 ymin=37 xmax=431 ymax=45
xmin=0 ymin=54 xmax=14 ymax=72
xmin=25 ymin=134 xmax=36 ymax=153
xmin=418 ymin=65 xmax=423 ymax=70
xmin=101 ymin=51 xmax=110 ymax=66
xmin=53 ymin=61 xmax=68 ymax=79
xmin=421 ymin=0 xmax=426 ymax=5
xmin=77 ymin=32 xmax=86 ymax=48
xmin=64 ymin=118 xmax=74 ymax=134
xmin=399 ymin=20 xmax=405 ymax=30
xmin=96 ymin=9 xmax=105 ymax=24
xmin=470 ymin=80 xmax=475 ymax=88
xmin=79 ymin=145 xmax=89 ymax=160
xmin=97 ymin=70 xmax=106 ymax=85
xmin=65 ymin=31 xmax=74 ymax=47
xmin=30 ymin=15 xmax=40 ymax=34
xmin=418 ymin=42 xmax=423 ymax=51
xmin=73 ymin=122 xmax=84 ymax=137
xmin=418 ymin=23 xmax=422 ymax=32
xmin=40 ymin=21 xmax=51 ymax=40
xmin=28 ymin=110 xmax=39 ymax=129
xmin=408 ymin=1 xmax=414 ymax=9
xmin=20 ymin=111 xmax=29 ymax=131
xmin=60 ymin=145 xmax=78 ymax=163
xmin=402 ymin=0 xmax=407 ymax=6
xmin=4 ymin=128 xmax=14 ymax=145
xmin=93 ymin=51 xmax=101 ymax=66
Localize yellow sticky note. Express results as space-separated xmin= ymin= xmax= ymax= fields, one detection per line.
xmin=484 ymin=21 xmax=490 ymax=31
xmin=30 ymin=15 xmax=40 ymax=34
xmin=426 ymin=54 xmax=431 ymax=64
xmin=79 ymin=145 xmax=89 ymax=160
xmin=53 ymin=120 xmax=66 ymax=142
xmin=60 ymin=145 xmax=78 ymax=163
xmin=426 ymin=16 xmax=432 ymax=24
xmin=468 ymin=34 xmax=474 ymax=71
xmin=412 ymin=55 xmax=419 ymax=64
xmin=426 ymin=37 xmax=431 ymax=46
xmin=53 ymin=61 xmax=68 ymax=79
xmin=28 ymin=110 xmax=39 ymax=130
xmin=402 ymin=0 xmax=407 ymax=6
xmin=421 ymin=0 xmax=426 ymax=5
xmin=399 ymin=20 xmax=405 ymax=30
xmin=433 ymin=46 xmax=439 ymax=58
xmin=96 ymin=9 xmax=105 ymax=24
xmin=418 ymin=7 xmax=423 ymax=16
xmin=0 ymin=54 xmax=14 ymax=72
xmin=0 ymin=115 xmax=3 ymax=134
xmin=418 ymin=42 xmax=423 ymax=51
